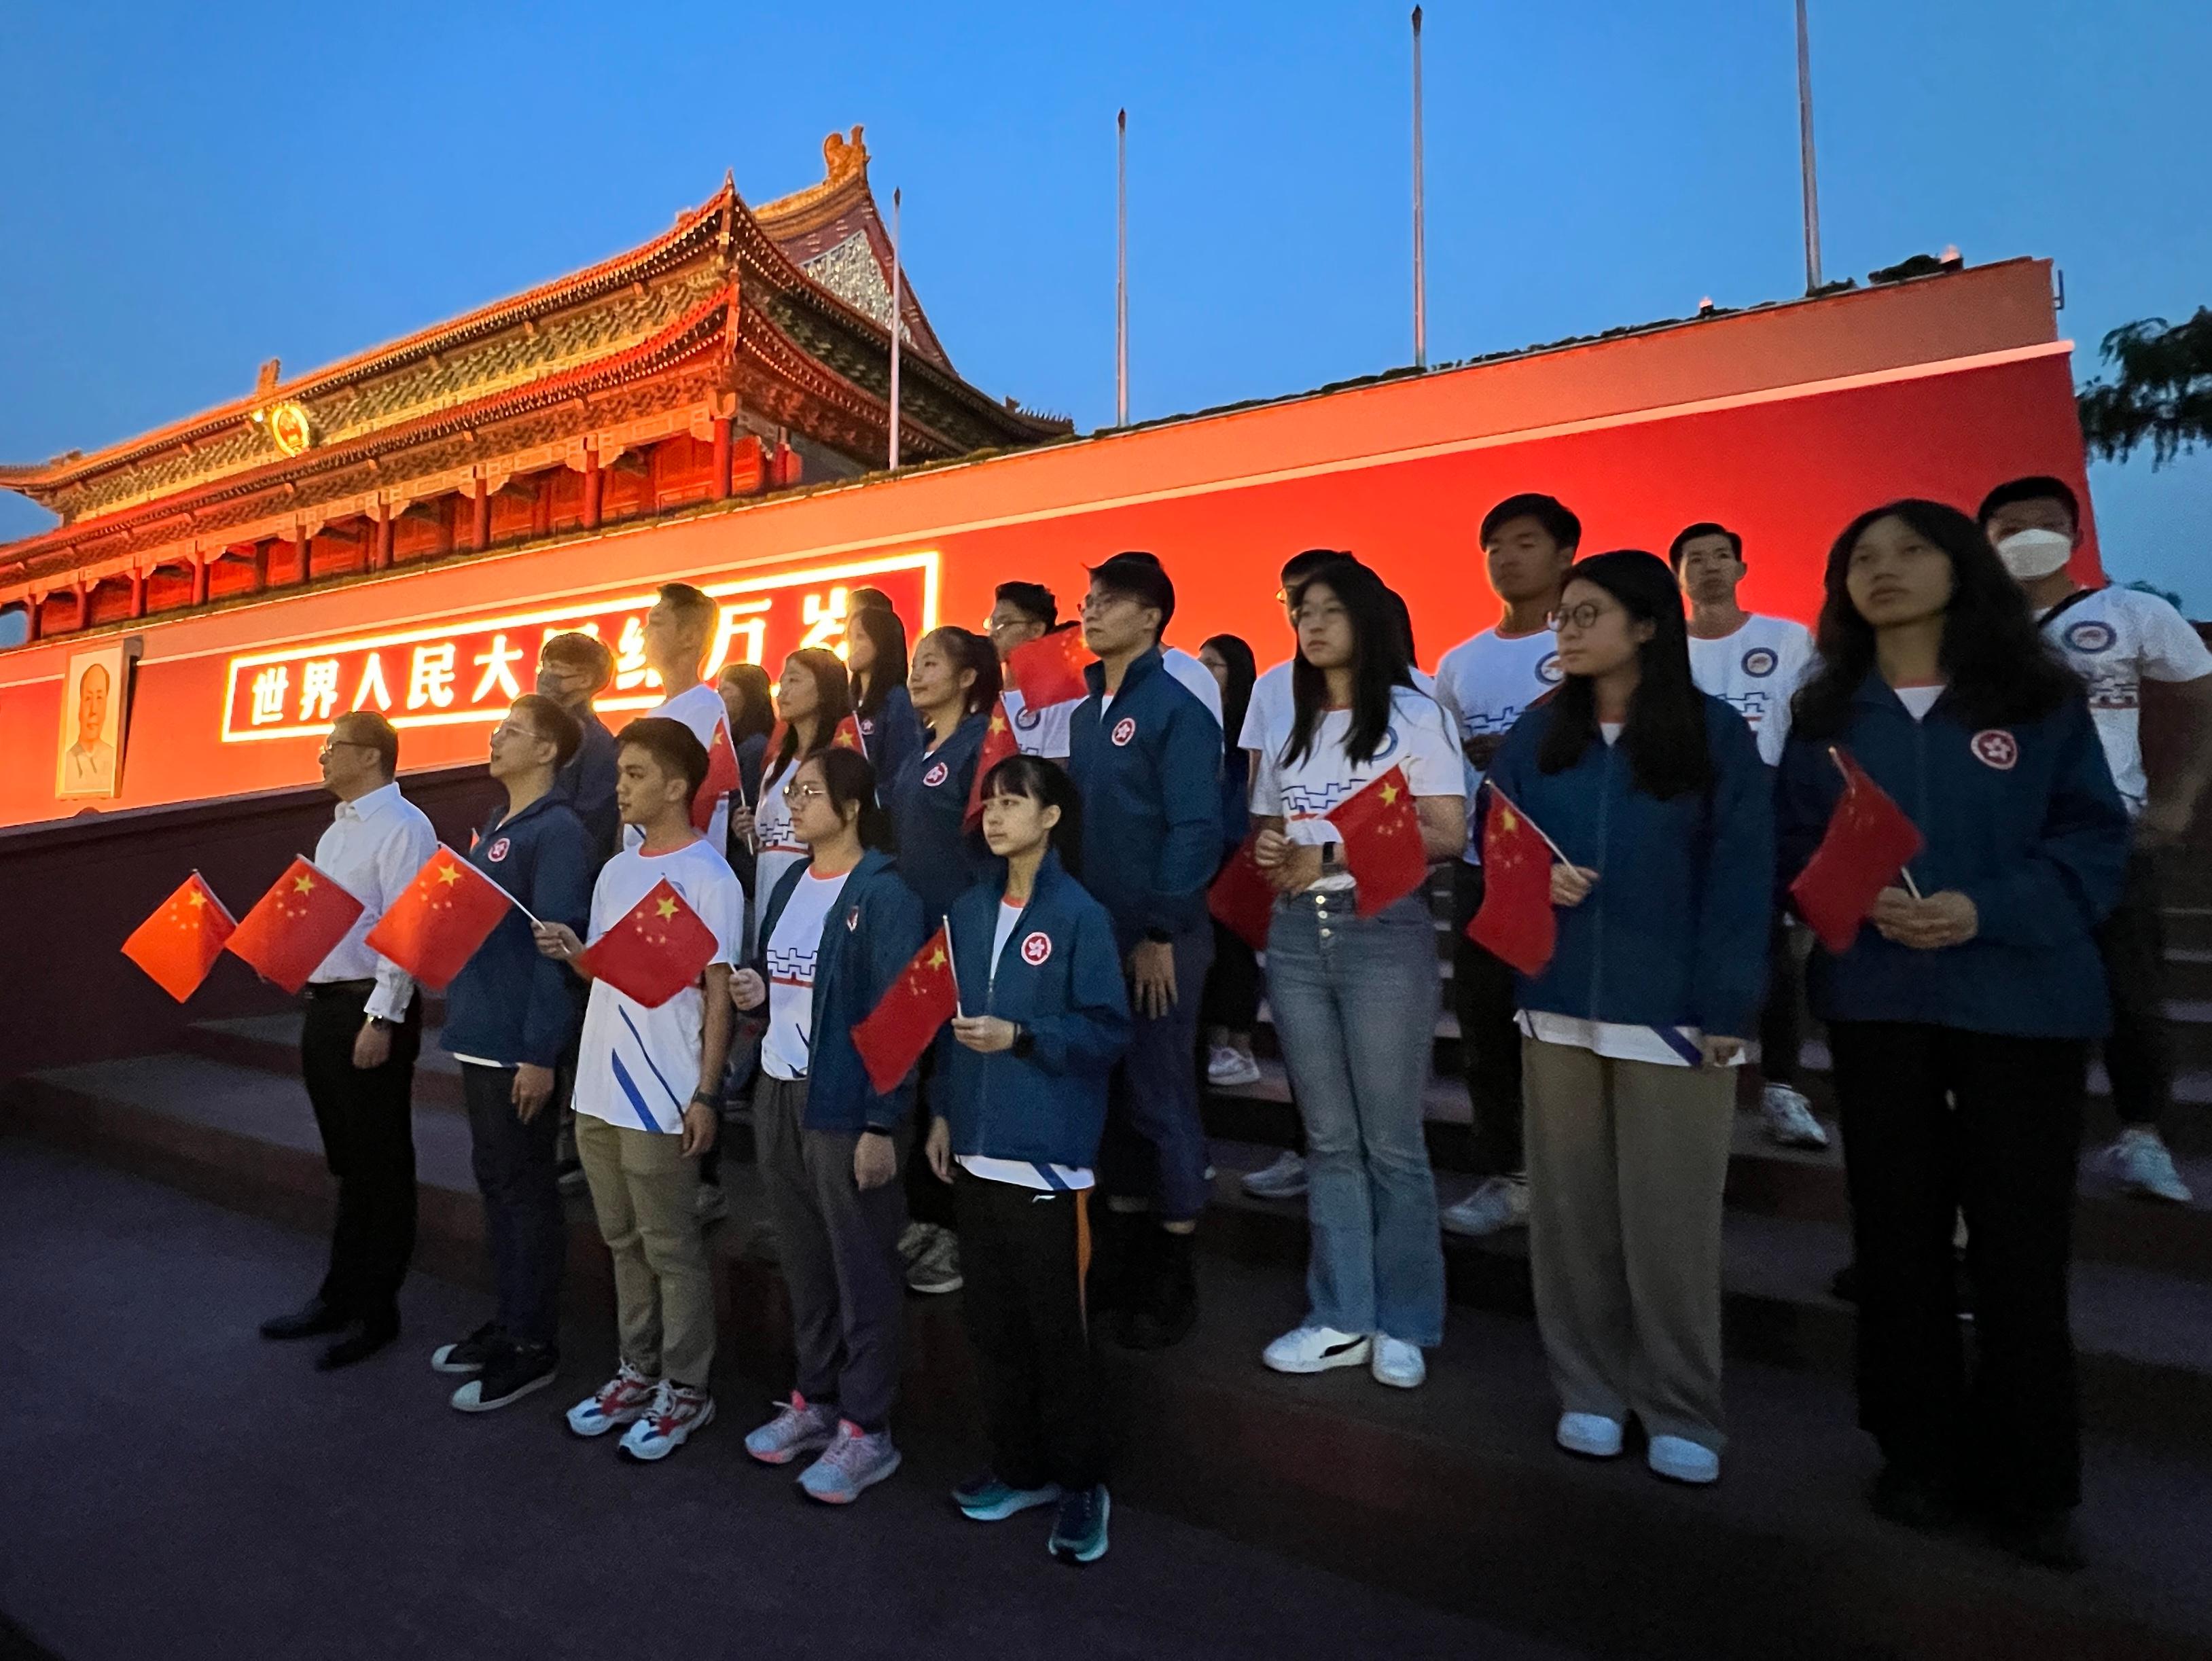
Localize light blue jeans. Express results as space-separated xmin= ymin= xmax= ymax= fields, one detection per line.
xmin=1266 ymin=888 xmax=1446 ymax=1346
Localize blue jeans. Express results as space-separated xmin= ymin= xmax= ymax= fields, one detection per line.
xmin=1266 ymin=889 xmax=1445 ymax=1345
xmin=461 ymin=1061 xmax=566 ymax=1349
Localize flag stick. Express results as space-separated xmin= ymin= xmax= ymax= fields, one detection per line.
xmin=467 ymin=852 xmax=543 ymax=930
xmin=942 ymin=914 xmax=965 ymax=1018
xmin=1484 ymin=780 xmax=1571 ymax=867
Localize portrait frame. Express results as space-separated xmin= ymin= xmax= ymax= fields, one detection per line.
xmin=56 ymin=642 xmax=130 ymax=800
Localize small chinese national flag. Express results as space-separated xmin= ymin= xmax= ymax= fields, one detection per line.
xmin=1325 ymin=765 xmax=1428 ymax=918
xmin=122 ymin=871 xmax=238 ymax=1003
xmin=579 ymin=877 xmax=719 ymax=1010
xmin=226 ymin=857 xmax=367 ymax=994
xmin=1006 ymin=626 xmax=1092 ymax=710
xmin=694 ymin=717 xmax=742 ymax=832
xmin=963 ymin=697 xmax=1021 ymax=832
xmin=1790 ymin=747 xmax=1926 ymax=954
xmin=1207 ymin=832 xmax=1277 ymax=952
xmin=363 ymin=844 xmax=515 ymax=993
xmin=1467 ymin=783 xmax=1557 ymax=976
xmin=830 ymin=713 xmax=868 ymax=757
xmin=851 ymin=923 xmax=960 ymax=1095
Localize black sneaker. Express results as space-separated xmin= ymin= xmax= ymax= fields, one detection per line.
xmin=1122 ymin=1229 xmax=1197 ymax=1351
xmin=450 ymin=1343 xmax=558 ymax=1414
xmin=431 ymin=1321 xmax=505 ymax=1375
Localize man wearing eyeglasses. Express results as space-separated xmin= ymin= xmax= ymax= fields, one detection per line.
xmin=985 ymin=582 xmax=1074 ymax=761
xmin=260 ymin=712 xmax=437 ymax=1370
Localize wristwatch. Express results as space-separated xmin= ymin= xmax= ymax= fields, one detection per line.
xmin=859 ymin=1125 xmax=895 ymax=1140
xmin=689 ymin=1090 xmax=717 ymax=1110
xmin=1142 ymin=925 xmax=1173 ymax=945
xmin=1319 ymin=842 xmax=1342 ymax=872
xmin=1010 ymin=1023 xmax=1035 ymax=1060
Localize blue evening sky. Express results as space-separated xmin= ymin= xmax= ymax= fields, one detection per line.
xmin=3 ymin=1 xmax=2206 ymax=608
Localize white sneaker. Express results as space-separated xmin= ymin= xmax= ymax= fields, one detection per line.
xmin=566 ymin=1362 xmax=659 ymax=1437
xmin=618 ymin=1380 xmax=715 ymax=1462
xmin=694 ymin=1181 xmax=730 ymax=1224
xmin=1240 ymin=1151 xmax=1309 ymax=1200
xmin=1647 ymin=1434 xmax=1720 ymax=1486
xmin=1262 ymin=1325 xmax=1372 ymax=1374
xmin=1441 ymin=1174 xmax=1529 ymax=1237
xmin=1370 ymin=1336 xmax=1426 ymax=1389
xmin=2107 ymin=1127 xmax=2194 ymax=1203
xmin=1207 ymin=1046 xmax=1262 ymax=1088
xmin=1555 ymin=1412 xmax=1624 ymax=1459
xmin=1760 ymin=1084 xmax=1830 ymax=1150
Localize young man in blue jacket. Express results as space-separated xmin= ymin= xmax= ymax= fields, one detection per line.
xmin=1067 ymin=552 xmax=1221 ymax=1349
xmin=435 ymin=693 xmax=596 ymax=1412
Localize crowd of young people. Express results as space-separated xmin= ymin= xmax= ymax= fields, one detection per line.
xmin=255 ymin=471 xmax=2209 ymax=1573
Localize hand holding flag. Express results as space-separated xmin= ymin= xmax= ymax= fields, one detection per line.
xmin=1005 ymin=626 xmax=1092 ymax=710
xmin=122 ymin=872 xmax=237 ymax=1003
xmin=577 ymin=877 xmax=720 ymax=1009
xmin=363 ymin=844 xmax=517 ymax=993
xmin=226 ymin=857 xmax=365 ymax=993
xmin=963 ymin=698 xmax=1020 ymax=832
xmin=1324 ymin=765 xmax=1429 ymax=918
xmin=851 ymin=923 xmax=960 ymax=1094
xmin=1790 ymin=748 xmax=1926 ymax=953
xmin=1466 ymin=783 xmax=1559 ymax=976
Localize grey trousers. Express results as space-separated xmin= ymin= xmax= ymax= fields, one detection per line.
xmin=755 ymin=1075 xmax=909 ymax=1432
xmin=1522 ymin=1037 xmax=1735 ymax=1451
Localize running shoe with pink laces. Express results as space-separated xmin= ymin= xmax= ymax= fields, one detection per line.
xmin=565 ymin=1362 xmax=660 ymax=1438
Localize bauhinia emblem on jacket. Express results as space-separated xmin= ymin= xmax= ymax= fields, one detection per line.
xmin=1021 ymin=931 xmax=1053 ymax=965
xmin=1110 ymin=717 xmax=1136 ymax=747
xmin=1969 ymin=730 xmax=2018 ymax=771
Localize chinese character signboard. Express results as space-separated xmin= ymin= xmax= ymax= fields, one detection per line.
xmin=219 ymin=552 xmax=937 ymax=743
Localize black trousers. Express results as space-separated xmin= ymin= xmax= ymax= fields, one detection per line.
xmin=1450 ymin=862 xmax=1524 ymax=1176
xmin=953 ymin=1166 xmax=1105 ymax=1491
xmin=460 ymin=1061 xmax=566 ymax=1349
xmin=2098 ymin=850 xmax=2171 ymax=1130
xmin=1827 ymin=1020 xmax=2085 ymax=1513
xmin=1202 ymin=916 xmax=1263 ymax=1033
xmin=1759 ymin=916 xmax=1805 ymax=1086
xmin=906 ymin=1047 xmax=957 ymax=1230
xmin=300 ymin=984 xmax=421 ymax=1323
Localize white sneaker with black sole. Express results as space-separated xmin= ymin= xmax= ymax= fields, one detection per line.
xmin=1262 ymin=1325 xmax=1372 ymax=1374
xmin=1240 ymin=1151 xmax=1309 ymax=1200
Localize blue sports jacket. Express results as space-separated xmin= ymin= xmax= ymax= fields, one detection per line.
xmin=858 ymin=682 xmax=923 ymax=796
xmin=753 ymin=848 xmax=927 ymax=1132
xmin=554 ymin=709 xmax=621 ymax=868
xmin=933 ymin=851 xmax=1131 ymax=1174
xmin=885 ymin=709 xmax=991 ymax=921
xmin=440 ymin=793 xmax=595 ymax=1069
xmin=1775 ymin=674 xmax=2126 ymax=1039
xmin=1484 ymin=694 xmax=1774 ymax=1041
xmin=1067 ymin=646 xmax=1224 ymax=950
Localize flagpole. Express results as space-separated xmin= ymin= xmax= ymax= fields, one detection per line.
xmin=1795 ymin=0 xmax=1823 ymax=292
xmin=454 ymin=842 xmax=544 ymax=929
xmin=1411 ymin=6 xmax=1427 ymax=370
xmin=1827 ymin=747 xmax=1920 ymax=897
xmin=942 ymin=914 xmax=964 ymax=1018
xmin=1115 ymin=108 xmax=1129 ymax=428
xmin=888 ymin=187 xmax=904 ymax=469
xmin=1483 ymin=779 xmax=1571 ymax=867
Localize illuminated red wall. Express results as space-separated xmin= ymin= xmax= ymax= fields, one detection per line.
xmin=0 ymin=262 xmax=2094 ymax=832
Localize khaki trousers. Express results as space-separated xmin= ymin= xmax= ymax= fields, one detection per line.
xmin=575 ymin=1111 xmax=715 ymax=1388
xmin=1522 ymin=1037 xmax=1734 ymax=1451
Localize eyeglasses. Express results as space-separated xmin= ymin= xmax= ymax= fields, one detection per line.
xmin=1547 ymin=602 xmax=1614 ymax=633
xmin=781 ymin=781 xmax=827 ymax=805
xmin=489 ymin=721 xmax=547 ymax=745
xmin=317 ymin=739 xmax=379 ymax=760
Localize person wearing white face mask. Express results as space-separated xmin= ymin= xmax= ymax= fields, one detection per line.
xmin=1981 ymin=476 xmax=2212 ymax=1205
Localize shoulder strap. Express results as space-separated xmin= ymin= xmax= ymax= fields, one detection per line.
xmin=2037 ymin=586 xmax=2103 ymax=632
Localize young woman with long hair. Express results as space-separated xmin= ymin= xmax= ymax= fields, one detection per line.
xmin=752 ymin=649 xmax=853 ymax=913
xmin=846 ymin=603 xmax=921 ymax=789
xmin=925 ymin=754 xmax=1129 ymax=1564
xmin=1484 ymin=550 xmax=1772 ymax=1487
xmin=1777 ymin=500 xmax=2126 ymax=1566
xmin=1250 ymin=560 xmax=1463 ymax=1389
xmin=732 ymin=745 xmax=925 ymax=1505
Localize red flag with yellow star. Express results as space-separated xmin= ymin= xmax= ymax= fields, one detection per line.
xmin=963 ymin=697 xmax=1021 ymax=832
xmin=828 ymin=713 xmax=868 ymax=758
xmin=1325 ymin=765 xmax=1429 ymax=918
xmin=1790 ymin=747 xmax=1926 ymax=954
xmin=122 ymin=871 xmax=238 ymax=1002
xmin=693 ymin=716 xmax=743 ymax=833
xmin=1207 ymin=832 xmax=1277 ymax=951
xmin=363 ymin=844 xmax=516 ymax=993
xmin=1006 ymin=626 xmax=1092 ymax=709
xmin=579 ymin=877 xmax=719 ymax=1010
xmin=225 ymin=857 xmax=366 ymax=993
xmin=851 ymin=923 xmax=959 ymax=1095
xmin=1467 ymin=783 xmax=1558 ymax=976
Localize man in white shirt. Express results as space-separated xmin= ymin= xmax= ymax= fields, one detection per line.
xmin=628 ymin=582 xmax=735 ymax=853
xmin=535 ymin=717 xmax=743 ymax=1460
xmin=1432 ymin=493 xmax=1580 ymax=1238
xmin=1983 ymin=475 xmax=2212 ymax=1203
xmin=259 ymin=711 xmax=437 ymax=1370
xmin=985 ymin=581 xmax=1075 ymax=760
xmin=1671 ymin=521 xmax=1827 ymax=1154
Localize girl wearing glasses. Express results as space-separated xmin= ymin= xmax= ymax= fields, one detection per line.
xmin=732 ymin=746 xmax=926 ymax=1505
xmin=753 ymin=649 xmax=855 ymax=921
xmin=1776 ymin=501 xmax=2124 ymax=1567
xmin=1482 ymin=550 xmax=1772 ymax=1487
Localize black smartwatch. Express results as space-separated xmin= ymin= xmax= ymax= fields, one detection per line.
xmin=1142 ymin=925 xmax=1173 ymax=945
xmin=859 ymin=1125 xmax=895 ymax=1140
xmin=688 ymin=1090 xmax=717 ymax=1111
xmin=1010 ymin=1024 xmax=1036 ymax=1060
xmin=1319 ymin=842 xmax=1342 ymax=872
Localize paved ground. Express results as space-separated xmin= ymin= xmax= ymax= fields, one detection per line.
xmin=0 ymin=1141 xmax=1580 ymax=1661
